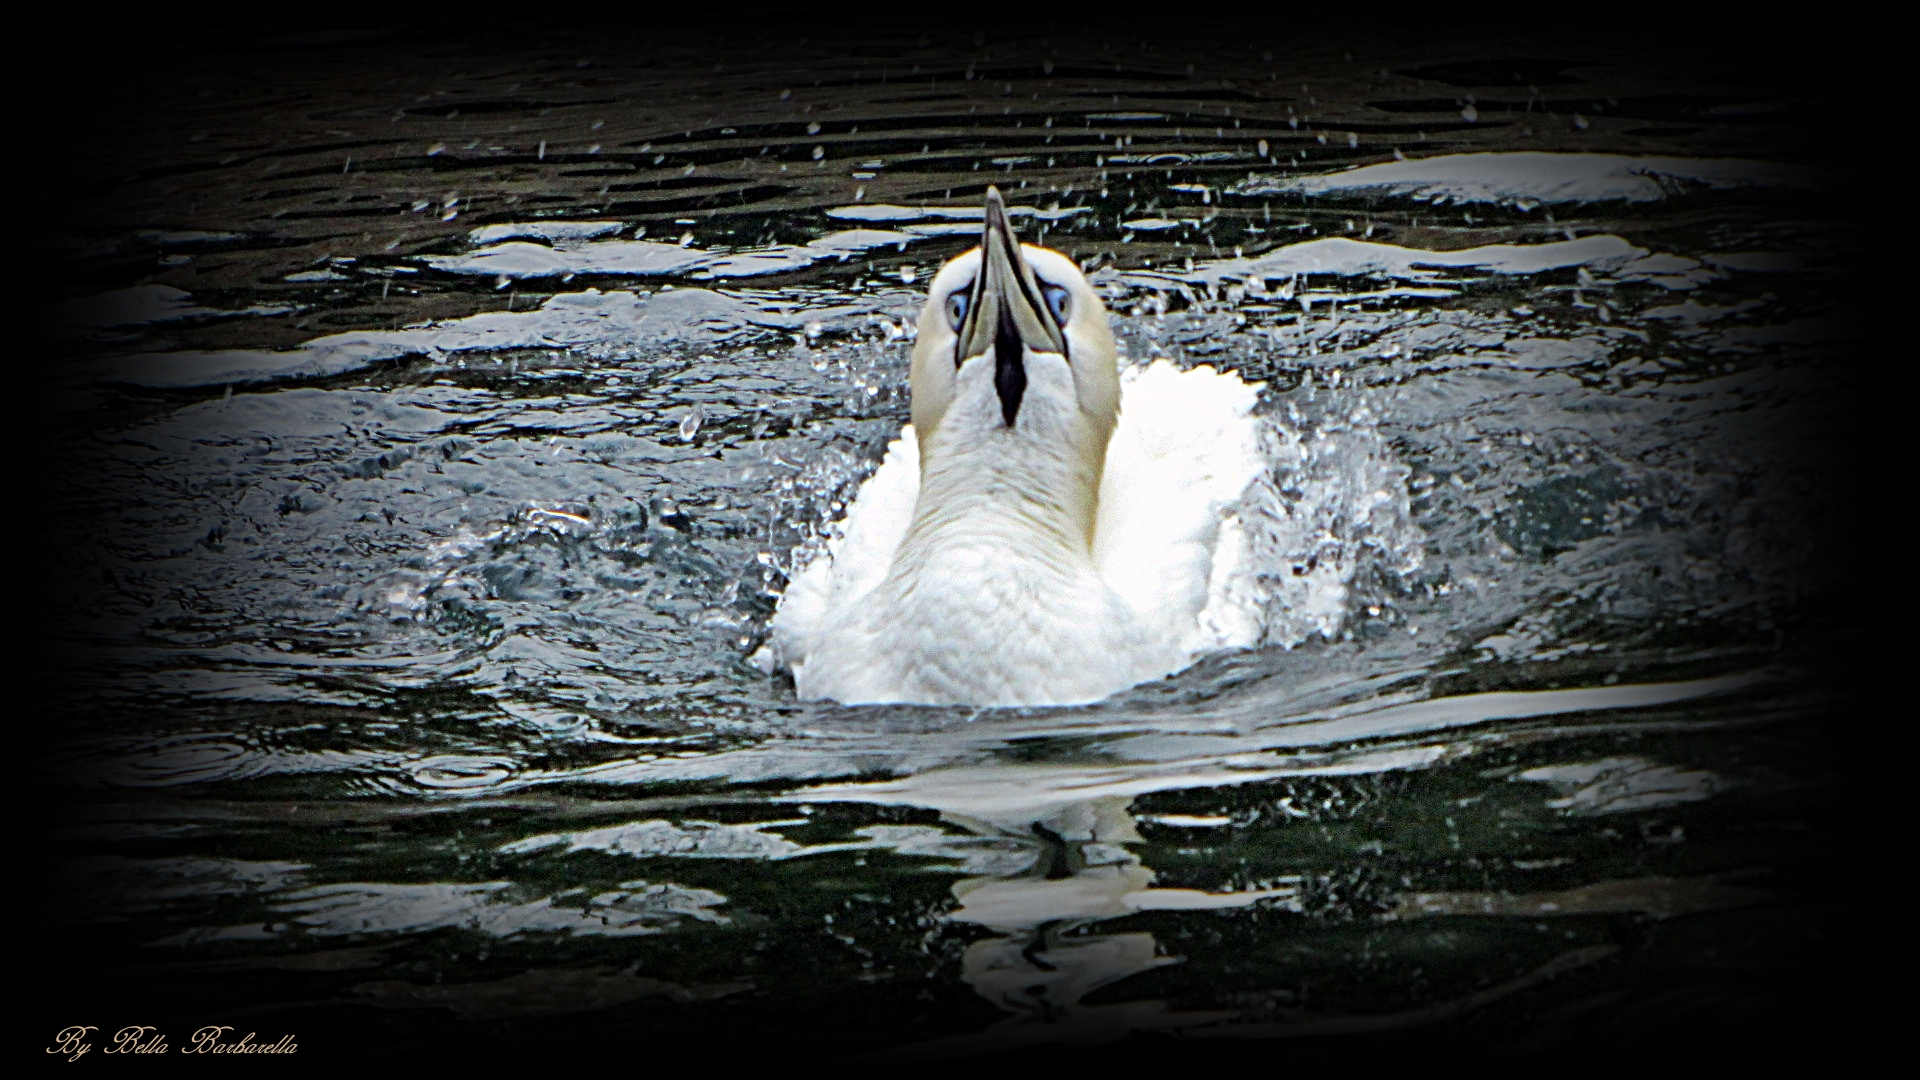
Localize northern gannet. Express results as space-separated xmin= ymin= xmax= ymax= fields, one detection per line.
xmin=761 ymin=188 xmax=1268 ymax=706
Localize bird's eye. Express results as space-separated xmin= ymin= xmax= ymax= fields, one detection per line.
xmin=1041 ymin=283 xmax=1071 ymax=326
xmin=945 ymin=290 xmax=970 ymax=330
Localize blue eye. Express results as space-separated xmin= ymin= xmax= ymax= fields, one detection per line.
xmin=945 ymin=290 xmax=969 ymax=330
xmin=1042 ymin=283 xmax=1070 ymax=325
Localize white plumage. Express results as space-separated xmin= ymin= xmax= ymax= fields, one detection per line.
xmin=758 ymin=190 xmax=1269 ymax=707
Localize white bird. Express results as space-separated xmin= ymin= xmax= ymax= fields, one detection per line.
xmin=760 ymin=188 xmax=1269 ymax=707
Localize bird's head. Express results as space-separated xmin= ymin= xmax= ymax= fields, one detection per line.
xmin=909 ymin=187 xmax=1120 ymax=475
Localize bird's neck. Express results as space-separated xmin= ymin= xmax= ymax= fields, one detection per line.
xmin=904 ymin=386 xmax=1108 ymax=562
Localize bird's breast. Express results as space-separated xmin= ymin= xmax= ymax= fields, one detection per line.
xmin=801 ymin=535 xmax=1154 ymax=707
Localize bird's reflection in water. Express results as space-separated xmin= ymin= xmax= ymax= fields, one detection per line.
xmin=954 ymin=802 xmax=1165 ymax=1027
xmin=921 ymin=796 xmax=1279 ymax=1053
xmin=804 ymin=765 xmax=1296 ymax=1056
xmin=821 ymin=760 xmax=1666 ymax=1059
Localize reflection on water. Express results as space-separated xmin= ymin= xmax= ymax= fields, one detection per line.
xmin=33 ymin=25 xmax=1855 ymax=1061
xmin=886 ymin=794 xmax=1280 ymax=1054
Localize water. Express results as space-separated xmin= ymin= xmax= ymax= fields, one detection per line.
xmin=33 ymin=27 xmax=1859 ymax=1062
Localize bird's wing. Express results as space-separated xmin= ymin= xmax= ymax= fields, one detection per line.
xmin=1093 ymin=362 xmax=1266 ymax=656
xmin=764 ymin=428 xmax=921 ymax=668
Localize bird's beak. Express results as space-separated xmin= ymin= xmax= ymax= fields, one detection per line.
xmin=956 ymin=187 xmax=1069 ymax=426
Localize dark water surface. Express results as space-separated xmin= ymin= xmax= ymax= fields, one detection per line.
xmin=31 ymin=22 xmax=1865 ymax=1063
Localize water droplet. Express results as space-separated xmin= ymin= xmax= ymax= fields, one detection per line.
xmin=807 ymin=121 xmax=821 ymax=135
xmin=1573 ymin=113 xmax=1590 ymax=130
xmin=1460 ymin=104 xmax=1479 ymax=123
xmin=679 ymin=407 xmax=704 ymax=442
xmin=1258 ymin=139 xmax=1270 ymax=157
xmin=899 ymin=266 xmax=917 ymax=285
xmin=811 ymin=145 xmax=825 ymax=160
xmin=779 ymin=89 xmax=792 ymax=101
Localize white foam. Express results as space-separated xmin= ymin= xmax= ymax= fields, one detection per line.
xmin=825 ymin=203 xmax=1093 ymax=222
xmin=500 ymin=819 xmax=832 ymax=860
xmin=701 ymin=229 xmax=922 ymax=278
xmin=1516 ymin=757 xmax=1728 ymax=816
xmin=424 ymin=229 xmax=923 ymax=281
xmin=1150 ymin=234 xmax=1647 ymax=291
xmin=424 ymin=239 xmax=709 ymax=278
xmin=1233 ymin=152 xmax=1829 ymax=206
xmin=1107 ymin=150 xmax=1238 ymax=165
xmin=72 ymin=287 xmax=894 ymax=388
xmin=467 ymin=220 xmax=626 ymax=244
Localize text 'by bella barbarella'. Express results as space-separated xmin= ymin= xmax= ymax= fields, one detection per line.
xmin=48 ymin=1026 xmax=297 ymax=1060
